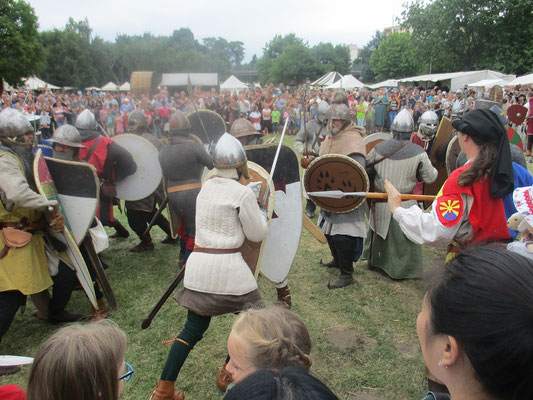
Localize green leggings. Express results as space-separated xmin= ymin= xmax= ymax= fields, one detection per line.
xmin=160 ymin=310 xmax=211 ymax=381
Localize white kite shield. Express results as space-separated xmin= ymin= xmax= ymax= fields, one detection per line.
xmin=112 ymin=134 xmax=163 ymax=201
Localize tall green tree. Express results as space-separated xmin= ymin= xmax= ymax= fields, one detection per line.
xmin=268 ymin=44 xmax=322 ymax=84
xmin=0 ymin=0 xmax=43 ymax=89
xmin=403 ymin=0 xmax=533 ymax=75
xmin=369 ymin=32 xmax=418 ymax=81
xmin=257 ymin=34 xmax=305 ymax=82
xmin=354 ymin=30 xmax=383 ymax=83
xmin=311 ymin=43 xmax=351 ymax=74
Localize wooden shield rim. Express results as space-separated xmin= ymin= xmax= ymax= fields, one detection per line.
xmin=363 ymin=132 xmax=392 ymax=154
xmin=445 ymin=135 xmax=461 ymax=176
xmin=186 ymin=109 xmax=227 ymax=144
xmin=304 ymin=154 xmax=369 ymax=213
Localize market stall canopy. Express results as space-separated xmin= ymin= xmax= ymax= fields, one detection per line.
xmin=311 ymin=71 xmax=342 ymax=87
xmin=368 ymin=79 xmax=398 ymax=89
xmin=119 ymin=82 xmax=131 ymax=91
xmin=23 ymin=76 xmax=60 ymax=90
xmin=220 ymin=75 xmax=248 ymax=93
xmin=397 ymin=70 xmax=515 ymax=91
xmin=101 ymin=82 xmax=119 ymax=91
xmin=467 ymin=78 xmax=510 ymax=88
xmin=327 ymin=74 xmax=365 ymax=89
xmin=160 ymin=73 xmax=219 ymax=87
xmin=507 ymin=73 xmax=533 ymax=86
xmin=85 ymin=86 xmax=101 ymax=91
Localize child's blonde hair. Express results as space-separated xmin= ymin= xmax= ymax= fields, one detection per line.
xmin=231 ymin=306 xmax=312 ymax=371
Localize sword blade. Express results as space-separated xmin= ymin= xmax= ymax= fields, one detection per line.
xmin=306 ymin=190 xmax=366 ymax=198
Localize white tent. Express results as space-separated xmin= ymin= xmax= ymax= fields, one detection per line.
xmin=160 ymin=73 xmax=219 ymax=87
xmin=397 ymin=70 xmax=515 ymax=91
xmin=506 ymin=73 xmax=533 ymax=86
xmin=326 ymin=74 xmax=365 ymax=89
xmin=101 ymin=82 xmax=119 ymax=91
xmin=22 ymin=76 xmax=60 ymax=90
xmin=85 ymin=86 xmax=101 ymax=91
xmin=368 ymin=79 xmax=398 ymax=89
xmin=119 ymin=82 xmax=131 ymax=91
xmin=220 ymin=75 xmax=248 ymax=93
xmin=311 ymin=71 xmax=342 ymax=87
xmin=467 ymin=78 xmax=509 ymax=88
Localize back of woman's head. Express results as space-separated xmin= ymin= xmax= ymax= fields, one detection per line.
xmin=426 ymin=246 xmax=533 ymax=399
xmin=232 ymin=306 xmax=312 ymax=370
xmin=223 ymin=367 xmax=339 ymax=400
xmin=27 ymin=320 xmax=127 ymax=400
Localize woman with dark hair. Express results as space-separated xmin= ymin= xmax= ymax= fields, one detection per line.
xmin=418 ymin=246 xmax=533 ymax=400
xmin=223 ymin=367 xmax=339 ymax=400
xmin=385 ymin=109 xmax=518 ymax=251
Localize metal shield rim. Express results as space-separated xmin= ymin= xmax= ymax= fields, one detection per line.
xmin=445 ymin=135 xmax=461 ymax=176
xmin=304 ymin=154 xmax=369 ymax=213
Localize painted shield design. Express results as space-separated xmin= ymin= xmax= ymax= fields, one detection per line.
xmin=424 ymin=117 xmax=454 ymax=202
xmin=44 ymin=157 xmax=99 ymax=245
xmin=304 ymin=154 xmax=369 ymax=213
xmin=445 ymin=135 xmax=461 ymax=176
xmin=112 ymin=134 xmax=162 ymax=201
xmin=186 ymin=109 xmax=226 ymax=145
xmin=507 ymin=104 xmax=528 ymax=126
xmin=246 ymin=144 xmax=302 ymax=284
xmin=363 ymin=132 xmax=392 ymax=154
xmin=33 ymin=150 xmax=97 ymax=308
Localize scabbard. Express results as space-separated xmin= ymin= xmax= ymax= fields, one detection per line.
xmin=141 ymin=265 xmax=186 ymax=329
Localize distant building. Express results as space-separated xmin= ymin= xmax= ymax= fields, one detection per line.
xmin=348 ymin=44 xmax=363 ymax=63
xmin=383 ymin=25 xmax=406 ymax=37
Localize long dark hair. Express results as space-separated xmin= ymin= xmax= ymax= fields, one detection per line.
xmin=457 ymin=136 xmax=498 ymax=187
xmin=426 ymin=246 xmax=533 ymax=399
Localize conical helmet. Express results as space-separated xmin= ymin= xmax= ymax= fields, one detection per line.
xmin=391 ymin=109 xmax=414 ymax=135
xmin=419 ymin=110 xmax=439 ymax=139
xmin=49 ymin=124 xmax=85 ymax=148
xmin=230 ymin=118 xmax=261 ymax=138
xmin=75 ymin=109 xmax=98 ymax=131
xmin=127 ymin=111 xmax=147 ymax=134
xmin=324 ymin=103 xmax=350 ymax=122
xmin=168 ymin=111 xmax=191 ymax=135
xmin=212 ymin=133 xmax=250 ymax=178
xmin=0 ymin=108 xmax=33 ymax=138
xmin=316 ymin=101 xmax=329 ymax=123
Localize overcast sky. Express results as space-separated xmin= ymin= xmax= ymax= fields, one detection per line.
xmin=27 ymin=0 xmax=406 ymax=61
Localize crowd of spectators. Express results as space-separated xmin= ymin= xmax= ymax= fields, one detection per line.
xmin=2 ymin=82 xmax=530 ymax=141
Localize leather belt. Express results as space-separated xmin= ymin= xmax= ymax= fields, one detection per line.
xmin=0 ymin=222 xmax=44 ymax=232
xmin=193 ymin=245 xmax=240 ymax=255
xmin=167 ymin=183 xmax=201 ymax=193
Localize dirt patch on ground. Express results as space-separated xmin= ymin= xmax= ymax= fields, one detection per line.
xmin=326 ymin=327 xmax=376 ymax=352
xmin=394 ymin=340 xmax=420 ymax=359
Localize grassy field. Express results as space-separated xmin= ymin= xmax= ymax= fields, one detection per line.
xmin=0 ymin=133 xmax=447 ymax=399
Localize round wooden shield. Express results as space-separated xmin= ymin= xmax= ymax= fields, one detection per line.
xmin=446 ymin=135 xmax=461 ymax=175
xmin=303 ymin=154 xmax=369 ymax=213
xmin=507 ymin=104 xmax=528 ymax=125
xmin=186 ymin=109 xmax=226 ymax=144
xmin=363 ymin=132 xmax=392 ymax=154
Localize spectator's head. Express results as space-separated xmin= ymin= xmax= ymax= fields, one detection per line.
xmin=226 ymin=307 xmax=312 ymax=383
xmin=223 ymin=368 xmax=338 ymax=400
xmin=27 ymin=321 xmax=128 ymax=400
xmin=419 ymin=246 xmax=533 ymax=400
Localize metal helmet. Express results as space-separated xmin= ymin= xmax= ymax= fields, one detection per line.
xmin=0 ymin=108 xmax=33 ymax=138
xmin=212 ymin=132 xmax=250 ymax=178
xmin=168 ymin=111 xmax=191 ymax=135
xmin=75 ymin=109 xmax=98 ymax=131
xmin=127 ymin=110 xmax=147 ymax=134
xmin=419 ymin=110 xmax=439 ymax=139
xmin=316 ymin=101 xmax=329 ymax=123
xmin=391 ymin=109 xmax=414 ymax=136
xmin=324 ymin=103 xmax=351 ymax=122
xmin=230 ymin=118 xmax=261 ymax=139
xmin=49 ymin=124 xmax=85 ymax=148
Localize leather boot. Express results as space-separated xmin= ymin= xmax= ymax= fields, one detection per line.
xmin=130 ymin=237 xmax=154 ymax=252
xmin=216 ymin=363 xmax=234 ymax=392
xmin=49 ymin=310 xmax=87 ymax=324
xmin=30 ymin=290 xmax=50 ymax=320
xmin=162 ymin=236 xmax=179 ymax=245
xmin=151 ymin=380 xmax=184 ymax=400
xmin=276 ymin=285 xmax=292 ymax=308
xmin=178 ymin=253 xmax=186 ymax=268
xmin=321 ymin=235 xmax=339 ymax=268
xmin=110 ymin=220 xmax=130 ymax=238
xmin=328 ymin=236 xmax=356 ymax=289
xmin=91 ymin=298 xmax=109 ymax=322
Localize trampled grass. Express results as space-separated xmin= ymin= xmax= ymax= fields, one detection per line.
xmin=0 ymin=133 xmax=446 ymax=399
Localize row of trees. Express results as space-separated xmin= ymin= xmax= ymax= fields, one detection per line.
xmin=357 ymin=0 xmax=532 ymax=82
xmin=1 ymin=0 xmax=531 ymax=89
